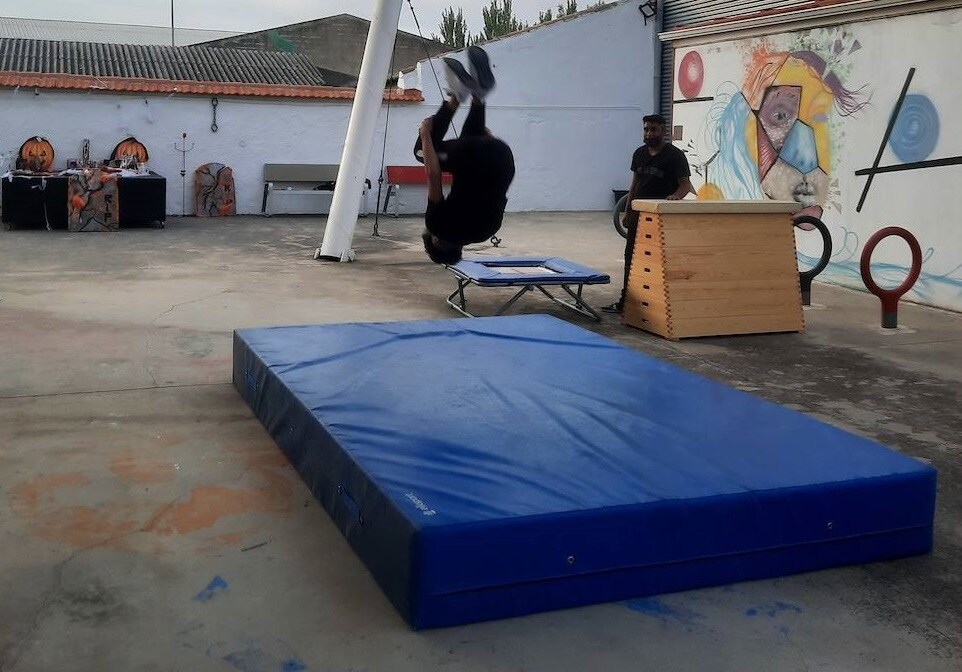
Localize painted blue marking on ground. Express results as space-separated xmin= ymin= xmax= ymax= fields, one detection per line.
xmin=194 ymin=575 xmax=229 ymax=603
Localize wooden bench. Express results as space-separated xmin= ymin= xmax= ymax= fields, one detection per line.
xmin=261 ymin=164 xmax=369 ymax=216
xmin=382 ymin=165 xmax=453 ymax=217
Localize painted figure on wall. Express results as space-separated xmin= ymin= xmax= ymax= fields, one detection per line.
xmin=691 ymin=34 xmax=869 ymax=219
xmin=194 ymin=163 xmax=236 ymax=217
xmin=68 ymin=169 xmax=119 ymax=232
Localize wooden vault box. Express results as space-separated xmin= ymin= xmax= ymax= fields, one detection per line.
xmin=624 ymin=200 xmax=805 ymax=340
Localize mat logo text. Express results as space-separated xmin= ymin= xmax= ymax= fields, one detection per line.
xmin=405 ymin=493 xmax=437 ymax=516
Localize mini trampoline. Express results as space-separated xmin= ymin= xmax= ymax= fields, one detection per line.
xmin=444 ymin=257 xmax=610 ymax=321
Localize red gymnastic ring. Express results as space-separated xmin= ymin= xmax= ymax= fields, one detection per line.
xmin=859 ymin=226 xmax=922 ymax=328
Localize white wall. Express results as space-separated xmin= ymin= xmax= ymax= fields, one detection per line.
xmin=0 ymin=89 xmax=356 ymax=216
xmin=0 ymin=1 xmax=655 ymax=217
xmin=669 ymin=8 xmax=962 ymax=312
xmin=390 ymin=0 xmax=657 ymax=212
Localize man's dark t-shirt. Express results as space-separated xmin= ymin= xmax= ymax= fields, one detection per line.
xmin=630 ymin=143 xmax=690 ymax=199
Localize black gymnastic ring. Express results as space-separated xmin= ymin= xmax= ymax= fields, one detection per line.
xmin=613 ymin=193 xmax=630 ymax=239
xmin=794 ymin=216 xmax=832 ymax=281
xmin=793 ymin=215 xmax=832 ymax=305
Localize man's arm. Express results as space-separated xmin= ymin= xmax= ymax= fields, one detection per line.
xmin=666 ymin=176 xmax=694 ymax=201
xmin=420 ymin=118 xmax=444 ymax=204
xmin=666 ymin=149 xmax=695 ymax=200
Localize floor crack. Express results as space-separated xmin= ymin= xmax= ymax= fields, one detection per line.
xmin=0 ymin=491 xmax=188 ymax=671
xmin=2 ymin=548 xmax=77 ymax=672
xmin=143 ymin=290 xmax=229 ymax=387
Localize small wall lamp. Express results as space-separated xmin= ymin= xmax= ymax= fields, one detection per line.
xmin=639 ymin=0 xmax=658 ymax=25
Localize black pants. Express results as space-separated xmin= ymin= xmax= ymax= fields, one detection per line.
xmin=619 ymin=210 xmax=641 ymax=306
xmin=414 ymin=99 xmax=488 ymax=169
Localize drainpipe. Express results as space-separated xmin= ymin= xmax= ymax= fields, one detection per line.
xmin=317 ymin=0 xmax=403 ymax=262
xmin=652 ymin=1 xmax=664 ymax=123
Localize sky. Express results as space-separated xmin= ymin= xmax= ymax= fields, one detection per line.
xmin=0 ymin=1 xmax=575 ymax=37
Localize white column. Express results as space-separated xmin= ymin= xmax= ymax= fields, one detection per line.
xmin=316 ymin=0 xmax=404 ymax=261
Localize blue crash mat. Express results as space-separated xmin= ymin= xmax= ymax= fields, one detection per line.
xmin=233 ymin=315 xmax=936 ymax=629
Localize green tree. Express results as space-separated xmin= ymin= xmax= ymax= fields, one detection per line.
xmin=481 ymin=0 xmax=525 ymax=41
xmin=433 ymin=7 xmax=470 ymax=49
xmin=539 ymin=1 xmax=580 ymax=25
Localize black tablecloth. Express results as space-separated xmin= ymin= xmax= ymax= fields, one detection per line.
xmin=1 ymin=173 xmax=166 ymax=229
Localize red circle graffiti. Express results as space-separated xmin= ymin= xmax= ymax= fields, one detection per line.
xmin=678 ymin=51 xmax=704 ymax=100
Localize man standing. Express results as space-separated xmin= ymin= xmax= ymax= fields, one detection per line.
xmin=602 ymin=114 xmax=693 ymax=314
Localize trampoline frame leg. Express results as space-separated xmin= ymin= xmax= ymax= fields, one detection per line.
xmin=445 ymin=279 xmax=601 ymax=322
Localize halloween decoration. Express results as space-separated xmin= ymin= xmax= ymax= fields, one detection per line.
xmin=17 ymin=136 xmax=55 ymax=172
xmin=111 ymin=137 xmax=149 ymax=166
xmin=67 ymin=169 xmax=119 ymax=232
xmin=194 ymin=163 xmax=236 ymax=217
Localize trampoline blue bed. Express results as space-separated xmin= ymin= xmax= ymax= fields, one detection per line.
xmin=444 ymin=256 xmax=610 ymax=321
xmin=233 ymin=315 xmax=936 ymax=630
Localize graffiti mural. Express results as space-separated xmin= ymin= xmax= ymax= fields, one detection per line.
xmin=855 ymin=67 xmax=962 ymax=211
xmin=194 ymin=163 xmax=236 ymax=217
xmin=677 ymin=50 xmax=705 ymax=100
xmin=689 ymin=32 xmax=869 ymax=221
xmin=672 ymin=11 xmax=962 ymax=312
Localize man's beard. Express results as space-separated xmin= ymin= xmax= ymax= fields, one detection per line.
xmin=644 ymin=137 xmax=662 ymax=148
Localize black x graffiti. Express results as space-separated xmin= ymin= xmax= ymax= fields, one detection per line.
xmin=856 ymin=67 xmax=962 ymax=212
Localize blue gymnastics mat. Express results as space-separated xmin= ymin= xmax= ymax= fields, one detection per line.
xmin=233 ymin=315 xmax=936 ymax=630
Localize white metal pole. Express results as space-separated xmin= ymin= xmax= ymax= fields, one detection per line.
xmin=316 ymin=0 xmax=403 ymax=262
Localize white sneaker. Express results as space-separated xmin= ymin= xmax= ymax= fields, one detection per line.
xmin=443 ymin=57 xmax=474 ymax=103
xmin=467 ymin=46 xmax=495 ymax=98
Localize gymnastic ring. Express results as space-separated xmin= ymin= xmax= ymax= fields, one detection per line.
xmin=613 ymin=193 xmax=630 ymax=239
xmin=859 ymin=226 xmax=922 ymax=329
xmin=793 ymin=215 xmax=832 ymax=306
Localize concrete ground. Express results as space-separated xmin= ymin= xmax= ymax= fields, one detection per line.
xmin=1 ymin=213 xmax=959 ymax=672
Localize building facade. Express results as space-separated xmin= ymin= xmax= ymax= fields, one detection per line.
xmin=661 ymin=0 xmax=962 ymax=311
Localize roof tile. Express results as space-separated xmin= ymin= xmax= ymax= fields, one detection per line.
xmin=0 ymin=37 xmax=424 ymax=102
xmin=0 ymin=37 xmax=327 ymax=86
xmin=0 ymin=70 xmax=423 ymax=101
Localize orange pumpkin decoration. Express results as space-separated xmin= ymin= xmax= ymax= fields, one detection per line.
xmin=111 ymin=137 xmax=149 ymax=163
xmin=18 ymin=136 xmax=55 ymax=172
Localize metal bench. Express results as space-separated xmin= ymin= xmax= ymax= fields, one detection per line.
xmin=262 ymin=163 xmax=369 ymax=216
xmin=382 ymin=165 xmax=453 ymax=217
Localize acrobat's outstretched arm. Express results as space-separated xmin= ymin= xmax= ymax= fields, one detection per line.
xmin=420 ymin=118 xmax=444 ymax=204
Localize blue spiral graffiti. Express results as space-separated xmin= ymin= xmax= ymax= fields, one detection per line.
xmin=889 ymin=94 xmax=940 ymax=164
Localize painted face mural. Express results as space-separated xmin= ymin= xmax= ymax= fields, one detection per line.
xmin=691 ymin=39 xmax=869 ymax=215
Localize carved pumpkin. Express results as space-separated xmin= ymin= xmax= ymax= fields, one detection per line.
xmin=111 ymin=137 xmax=149 ymax=163
xmin=18 ymin=136 xmax=55 ymax=172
